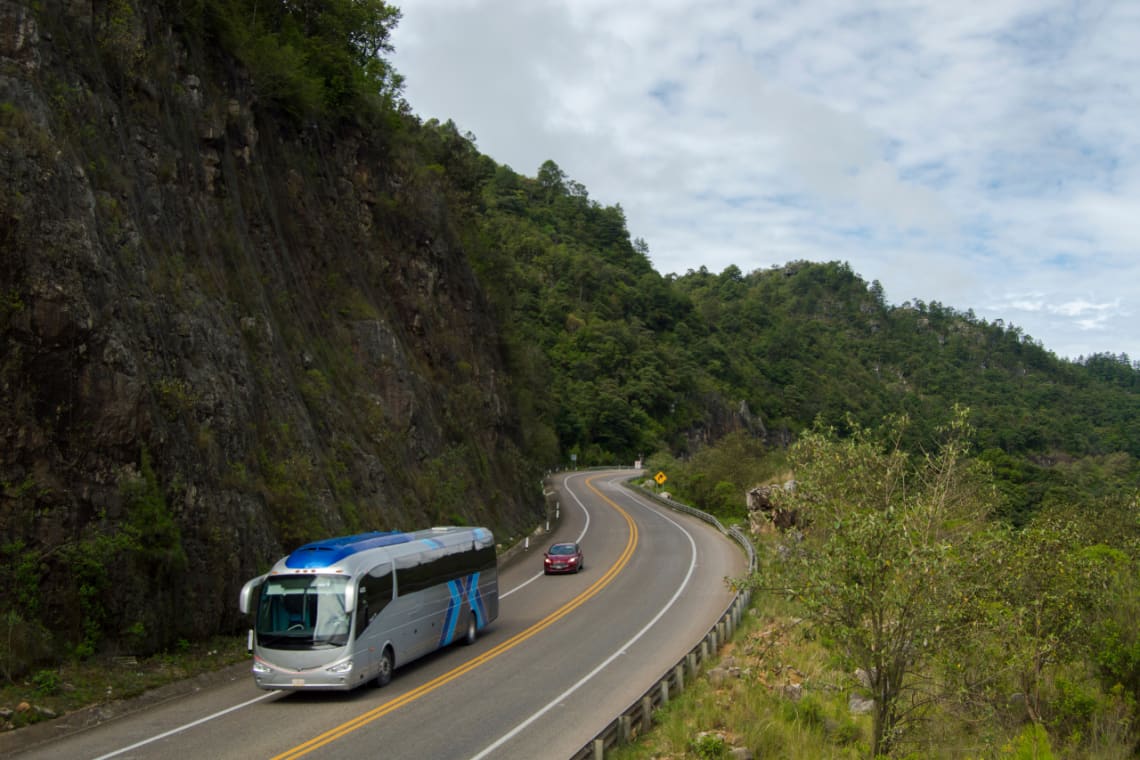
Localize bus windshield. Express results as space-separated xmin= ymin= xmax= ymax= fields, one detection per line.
xmin=256 ymin=575 xmax=351 ymax=650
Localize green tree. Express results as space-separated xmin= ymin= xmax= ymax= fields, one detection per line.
xmin=212 ymin=0 xmax=403 ymax=117
xmin=536 ymin=159 xmax=567 ymax=196
xmin=979 ymin=519 xmax=1121 ymax=726
xmin=754 ymin=407 xmax=993 ymax=756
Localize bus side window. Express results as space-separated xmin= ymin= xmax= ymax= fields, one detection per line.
xmin=357 ymin=563 xmax=393 ymax=638
xmin=354 ymin=582 xmax=369 ymax=639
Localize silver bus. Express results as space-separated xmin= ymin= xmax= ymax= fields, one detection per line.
xmin=238 ymin=526 xmax=498 ymax=691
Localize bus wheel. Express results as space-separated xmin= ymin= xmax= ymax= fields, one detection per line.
xmin=463 ymin=613 xmax=477 ymax=646
xmin=374 ymin=647 xmax=393 ymax=687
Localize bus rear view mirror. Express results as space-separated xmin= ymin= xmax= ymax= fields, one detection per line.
xmin=343 ymin=582 xmax=356 ymax=613
xmin=239 ymin=574 xmax=267 ymax=615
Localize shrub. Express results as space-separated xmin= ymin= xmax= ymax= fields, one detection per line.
xmin=690 ymin=732 xmax=728 ymax=760
xmin=0 ymin=610 xmax=54 ymax=682
xmin=32 ymin=668 xmax=61 ymax=695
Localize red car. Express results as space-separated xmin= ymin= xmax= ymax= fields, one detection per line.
xmin=543 ymin=542 xmax=584 ymax=574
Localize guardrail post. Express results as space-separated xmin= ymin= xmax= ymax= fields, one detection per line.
xmin=674 ymin=663 xmax=684 ymax=690
xmin=619 ymin=714 xmax=632 ymax=744
xmin=702 ymin=637 xmax=710 ymax=661
xmin=593 ymin=738 xmax=604 ymax=759
xmin=687 ymin=651 xmax=697 ymax=677
xmin=660 ymin=680 xmax=669 ymax=704
xmin=641 ymin=695 xmax=653 ymax=728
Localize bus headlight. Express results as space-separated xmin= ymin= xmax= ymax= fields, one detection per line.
xmin=326 ymin=661 xmax=353 ymax=674
xmin=252 ymin=661 xmax=272 ymax=674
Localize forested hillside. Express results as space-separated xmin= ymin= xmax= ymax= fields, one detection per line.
xmin=423 ymin=132 xmax=1139 ymax=525
xmin=2 ymin=0 xmax=1138 ymax=707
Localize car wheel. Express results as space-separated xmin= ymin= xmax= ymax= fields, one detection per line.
xmin=463 ymin=612 xmax=477 ymax=645
xmin=374 ymin=647 xmax=393 ymax=688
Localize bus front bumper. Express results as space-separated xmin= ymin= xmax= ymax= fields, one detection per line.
xmin=251 ymin=657 xmax=360 ymax=691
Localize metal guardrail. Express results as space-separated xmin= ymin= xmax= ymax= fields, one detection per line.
xmin=567 ymin=483 xmax=757 ymax=760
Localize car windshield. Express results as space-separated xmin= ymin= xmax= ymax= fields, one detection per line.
xmin=549 ymin=544 xmax=577 ymax=556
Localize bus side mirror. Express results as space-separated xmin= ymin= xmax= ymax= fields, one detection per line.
xmin=239 ymin=575 xmax=267 ymax=615
xmin=344 ymin=583 xmax=357 ymax=612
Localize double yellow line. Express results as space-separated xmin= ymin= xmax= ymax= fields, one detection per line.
xmin=274 ymin=475 xmax=638 ymax=759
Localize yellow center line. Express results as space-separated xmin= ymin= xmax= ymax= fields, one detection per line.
xmin=273 ymin=474 xmax=637 ymax=760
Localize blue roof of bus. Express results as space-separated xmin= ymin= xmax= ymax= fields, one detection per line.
xmin=284 ymin=531 xmax=412 ymax=569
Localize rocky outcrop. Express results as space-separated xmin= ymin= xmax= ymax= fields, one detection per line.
xmin=747 ymin=481 xmax=800 ymax=532
xmin=0 ymin=1 xmax=539 ymax=666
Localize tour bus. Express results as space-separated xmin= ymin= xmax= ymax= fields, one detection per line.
xmin=238 ymin=526 xmax=498 ymax=691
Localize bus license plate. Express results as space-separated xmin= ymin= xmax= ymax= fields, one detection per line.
xmin=291 ymin=678 xmax=305 ymax=686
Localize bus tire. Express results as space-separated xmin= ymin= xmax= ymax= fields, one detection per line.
xmin=374 ymin=647 xmax=393 ymax=687
xmin=463 ymin=612 xmax=477 ymax=646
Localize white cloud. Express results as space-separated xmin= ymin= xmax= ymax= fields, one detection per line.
xmin=391 ymin=0 xmax=1140 ymax=361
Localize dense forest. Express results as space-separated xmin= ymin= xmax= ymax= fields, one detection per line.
xmin=2 ymin=1 xmax=1139 ymax=754
xmin=445 ymin=146 xmax=1140 ymax=528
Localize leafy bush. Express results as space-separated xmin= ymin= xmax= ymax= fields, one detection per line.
xmin=780 ymin=694 xmax=826 ymax=730
xmin=1002 ymin=724 xmax=1055 ymax=759
xmin=0 ymin=610 xmax=54 ymax=682
xmin=32 ymin=668 xmax=62 ymax=695
xmin=831 ymin=719 xmax=862 ymax=747
xmin=689 ymin=732 xmax=728 ymax=759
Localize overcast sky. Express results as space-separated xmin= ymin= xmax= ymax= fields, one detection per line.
xmin=390 ymin=0 xmax=1138 ymax=362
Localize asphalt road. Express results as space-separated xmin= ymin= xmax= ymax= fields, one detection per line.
xmin=10 ymin=470 xmax=747 ymax=760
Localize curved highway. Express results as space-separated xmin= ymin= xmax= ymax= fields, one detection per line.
xmin=13 ymin=470 xmax=747 ymax=760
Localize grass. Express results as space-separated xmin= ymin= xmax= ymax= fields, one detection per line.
xmin=608 ymin=594 xmax=869 ymax=760
xmin=0 ymin=636 xmax=249 ymax=732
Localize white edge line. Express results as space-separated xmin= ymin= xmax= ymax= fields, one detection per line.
xmin=91 ymin=691 xmax=276 ymax=760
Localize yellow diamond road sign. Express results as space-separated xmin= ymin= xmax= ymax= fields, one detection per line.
xmin=654 ymin=471 xmax=667 ymax=485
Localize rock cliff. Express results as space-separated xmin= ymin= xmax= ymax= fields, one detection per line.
xmin=0 ymin=0 xmax=540 ymax=664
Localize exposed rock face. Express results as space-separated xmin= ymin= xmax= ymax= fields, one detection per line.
xmin=0 ymin=1 xmax=538 ymax=662
xmin=747 ymin=481 xmax=799 ymax=532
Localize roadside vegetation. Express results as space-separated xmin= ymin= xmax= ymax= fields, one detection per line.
xmin=0 ymin=636 xmax=246 ymax=731
xmin=623 ymin=414 xmax=1140 ymax=758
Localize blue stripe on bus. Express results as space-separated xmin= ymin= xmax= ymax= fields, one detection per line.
xmin=467 ymin=572 xmax=484 ymax=626
xmin=439 ymin=573 xmax=484 ymax=647
xmin=440 ymin=579 xmax=463 ymax=646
